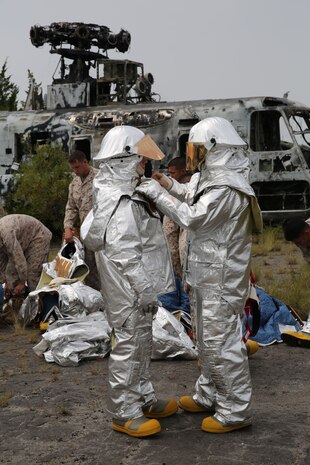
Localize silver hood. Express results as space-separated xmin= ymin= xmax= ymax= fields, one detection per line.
xmin=81 ymin=155 xmax=145 ymax=251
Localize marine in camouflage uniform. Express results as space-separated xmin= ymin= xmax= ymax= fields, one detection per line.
xmin=162 ymin=216 xmax=183 ymax=278
xmin=0 ymin=214 xmax=52 ymax=294
xmin=283 ymin=217 xmax=310 ymax=263
xmin=64 ymin=150 xmax=100 ymax=290
xmin=162 ymin=164 xmax=194 ymax=339
xmin=162 ymin=158 xmax=189 ymax=278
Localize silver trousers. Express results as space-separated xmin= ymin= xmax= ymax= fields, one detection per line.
xmin=107 ymin=307 xmax=157 ymax=420
xmin=192 ymin=288 xmax=252 ymax=425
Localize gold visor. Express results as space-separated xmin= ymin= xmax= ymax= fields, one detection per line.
xmin=135 ymin=135 xmax=165 ymax=160
xmin=186 ymin=142 xmax=207 ymax=171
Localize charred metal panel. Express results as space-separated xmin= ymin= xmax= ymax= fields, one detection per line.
xmin=252 ymin=180 xmax=310 ymax=220
xmin=69 ymin=108 xmax=174 ymax=130
xmin=47 ymin=83 xmax=90 ymax=109
xmin=2 ymin=96 xmax=310 ymax=219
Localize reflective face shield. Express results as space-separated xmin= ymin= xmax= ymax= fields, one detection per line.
xmin=135 ymin=135 xmax=165 ymax=161
xmin=186 ymin=142 xmax=207 ymax=171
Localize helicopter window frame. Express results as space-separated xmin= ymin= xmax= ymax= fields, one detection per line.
xmin=250 ymin=110 xmax=294 ymax=152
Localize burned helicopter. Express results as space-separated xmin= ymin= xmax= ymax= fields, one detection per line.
xmin=1 ymin=22 xmax=310 ymax=221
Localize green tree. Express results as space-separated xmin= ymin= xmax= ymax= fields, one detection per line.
xmin=8 ymin=144 xmax=72 ymax=238
xmin=0 ymin=59 xmax=19 ymax=111
xmin=22 ymin=70 xmax=44 ymax=110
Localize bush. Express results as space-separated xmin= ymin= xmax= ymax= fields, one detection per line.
xmin=7 ymin=144 xmax=71 ymax=238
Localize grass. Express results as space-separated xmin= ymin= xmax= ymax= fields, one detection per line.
xmin=252 ymin=225 xmax=283 ymax=256
xmin=252 ymin=226 xmax=310 ymax=321
xmin=0 ymin=391 xmax=14 ymax=408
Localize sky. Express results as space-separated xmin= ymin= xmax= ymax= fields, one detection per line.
xmin=1 ymin=0 xmax=310 ymax=107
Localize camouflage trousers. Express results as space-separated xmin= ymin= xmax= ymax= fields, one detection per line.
xmin=84 ymin=247 xmax=101 ymax=291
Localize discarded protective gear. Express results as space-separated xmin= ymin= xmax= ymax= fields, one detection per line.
xmin=33 ymin=311 xmax=111 ymax=366
xmin=83 ymin=125 xmax=175 ymax=421
xmin=136 ymin=117 xmax=263 ymax=426
xmin=201 ymin=415 xmax=252 ymax=433
xmin=248 ymin=287 xmax=301 ymax=345
xmin=281 ymin=309 xmax=310 ymax=348
xmin=143 ymin=399 xmax=178 ymax=418
xmin=37 ymin=237 xmax=89 ymax=289
xmin=112 ymin=416 xmax=161 ymax=437
xmin=19 ymin=279 xmax=104 ymax=326
xmin=151 ymin=306 xmax=197 ymax=360
xmin=63 ymin=165 xmax=100 ymax=291
xmin=32 ymin=303 xmax=196 ymax=366
xmin=281 ymin=331 xmax=310 ymax=348
xmin=178 ymin=396 xmax=214 ymax=414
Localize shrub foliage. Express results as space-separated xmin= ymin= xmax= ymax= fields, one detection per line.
xmin=7 ymin=144 xmax=71 ymax=238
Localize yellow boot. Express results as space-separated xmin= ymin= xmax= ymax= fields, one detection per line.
xmin=202 ymin=416 xmax=252 ymax=433
xmin=246 ymin=340 xmax=259 ymax=356
xmin=178 ymin=396 xmax=214 ymax=413
xmin=143 ymin=399 xmax=178 ymax=418
xmin=281 ymin=331 xmax=310 ymax=348
xmin=112 ymin=416 xmax=161 ymax=437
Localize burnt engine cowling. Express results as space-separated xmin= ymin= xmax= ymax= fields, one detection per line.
xmin=30 ymin=22 xmax=131 ymax=53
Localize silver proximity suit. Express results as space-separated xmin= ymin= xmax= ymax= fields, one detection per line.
xmin=137 ymin=118 xmax=263 ymax=426
xmin=81 ymin=129 xmax=174 ymax=420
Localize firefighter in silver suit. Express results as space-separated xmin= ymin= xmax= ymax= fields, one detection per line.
xmin=81 ymin=126 xmax=177 ymax=438
xmin=136 ymin=117 xmax=263 ymax=433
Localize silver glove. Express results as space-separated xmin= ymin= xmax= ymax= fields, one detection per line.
xmin=136 ymin=178 xmax=166 ymax=202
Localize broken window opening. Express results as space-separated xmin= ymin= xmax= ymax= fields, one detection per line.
xmin=70 ymin=137 xmax=91 ymax=161
xmin=30 ymin=132 xmax=50 ymax=152
xmin=250 ymin=110 xmax=294 ymax=152
xmin=299 ymin=146 xmax=310 ymax=169
xmin=252 ymin=181 xmax=310 ymax=212
xmin=14 ymin=134 xmax=25 ymax=163
xmin=178 ymin=133 xmax=189 ymax=158
xmin=287 ymin=111 xmax=310 ymax=148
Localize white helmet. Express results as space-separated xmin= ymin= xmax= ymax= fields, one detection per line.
xmin=186 ymin=117 xmax=246 ymax=171
xmin=188 ymin=117 xmax=246 ymax=148
xmin=94 ymin=125 xmax=164 ymax=162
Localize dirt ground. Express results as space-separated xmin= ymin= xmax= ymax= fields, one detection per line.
xmin=0 ymin=324 xmax=309 ymax=465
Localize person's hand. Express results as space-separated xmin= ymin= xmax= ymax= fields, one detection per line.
xmin=64 ymin=228 xmax=74 ymax=243
xmin=136 ymin=179 xmax=166 ymax=202
xmin=4 ymin=282 xmax=12 ymax=300
xmin=12 ymin=281 xmax=26 ymax=297
xmin=184 ymin=282 xmax=191 ymax=294
xmin=152 ymin=172 xmax=173 ymax=190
